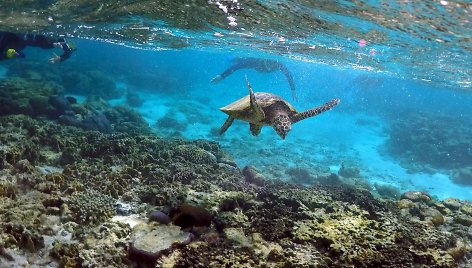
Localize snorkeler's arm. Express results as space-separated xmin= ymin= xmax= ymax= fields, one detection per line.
xmin=49 ymin=39 xmax=73 ymax=63
xmin=56 ymin=41 xmax=73 ymax=62
xmin=279 ymin=65 xmax=297 ymax=101
xmin=21 ymin=34 xmax=73 ymax=63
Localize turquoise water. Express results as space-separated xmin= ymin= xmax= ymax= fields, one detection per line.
xmin=2 ymin=2 xmax=472 ymax=267
xmin=7 ymin=38 xmax=471 ymax=201
xmin=1 ymin=0 xmax=472 ymax=202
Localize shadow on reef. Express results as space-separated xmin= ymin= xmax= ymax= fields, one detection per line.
xmin=0 ymin=115 xmax=471 ymax=267
xmin=386 ymin=112 xmax=472 ymax=185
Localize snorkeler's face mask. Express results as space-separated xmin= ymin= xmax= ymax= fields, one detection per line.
xmin=6 ymin=49 xmax=25 ymax=59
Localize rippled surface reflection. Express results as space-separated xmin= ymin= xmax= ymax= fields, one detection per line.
xmin=1 ymin=0 xmax=470 ymax=89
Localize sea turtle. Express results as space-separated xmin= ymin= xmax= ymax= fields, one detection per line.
xmin=219 ymin=77 xmax=340 ymax=139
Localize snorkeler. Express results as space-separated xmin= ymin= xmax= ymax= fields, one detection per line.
xmin=0 ymin=31 xmax=75 ymax=63
xmin=211 ymin=57 xmax=298 ymax=101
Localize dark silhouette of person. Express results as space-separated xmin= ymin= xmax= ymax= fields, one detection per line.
xmin=211 ymin=57 xmax=298 ymax=101
xmin=0 ymin=31 xmax=75 ymax=63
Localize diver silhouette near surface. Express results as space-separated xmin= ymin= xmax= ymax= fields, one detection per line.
xmin=0 ymin=31 xmax=75 ymax=63
xmin=211 ymin=57 xmax=298 ymax=101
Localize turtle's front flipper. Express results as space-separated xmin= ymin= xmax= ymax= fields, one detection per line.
xmin=219 ymin=116 xmax=235 ymax=135
xmin=292 ymin=98 xmax=340 ymax=123
xmin=249 ymin=123 xmax=262 ymax=136
xmin=245 ymin=76 xmax=265 ymax=122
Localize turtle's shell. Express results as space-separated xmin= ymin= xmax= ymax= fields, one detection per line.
xmin=220 ymin=92 xmax=297 ymax=124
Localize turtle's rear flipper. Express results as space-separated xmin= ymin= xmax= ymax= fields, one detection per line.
xmin=219 ymin=116 xmax=235 ymax=135
xmin=292 ymin=98 xmax=340 ymax=123
xmin=246 ymin=76 xmax=265 ymax=122
xmin=250 ymin=123 xmax=262 ymax=136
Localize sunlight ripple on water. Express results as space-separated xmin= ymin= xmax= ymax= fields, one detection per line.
xmin=0 ymin=0 xmax=470 ymax=89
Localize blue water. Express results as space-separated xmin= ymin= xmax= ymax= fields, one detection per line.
xmin=1 ymin=0 xmax=472 ymax=202
xmin=16 ymin=38 xmax=466 ymax=201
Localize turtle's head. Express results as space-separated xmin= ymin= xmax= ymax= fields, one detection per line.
xmin=272 ymin=114 xmax=291 ymax=139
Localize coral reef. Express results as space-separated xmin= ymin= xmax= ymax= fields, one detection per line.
xmin=149 ymin=210 xmax=172 ymax=224
xmin=154 ymin=100 xmax=213 ymax=137
xmin=451 ymin=167 xmax=472 ymax=185
xmin=170 ymin=203 xmax=213 ymax=229
xmin=0 ymin=78 xmax=63 ymax=116
xmin=68 ymin=189 xmax=116 ymax=225
xmin=0 ymin=77 xmax=149 ymax=135
xmin=128 ymin=221 xmax=192 ymax=266
xmin=0 ymin=114 xmax=471 ymax=267
xmin=6 ymin=61 xmax=123 ymax=100
xmin=387 ymin=113 xmax=472 ymax=173
xmin=103 ymin=105 xmax=151 ymax=134
xmin=126 ymin=92 xmax=144 ymax=107
xmin=338 ymin=162 xmax=361 ymax=178
xmin=374 ymin=182 xmax=401 ymax=200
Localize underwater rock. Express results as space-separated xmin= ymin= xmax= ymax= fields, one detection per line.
xmin=80 ymin=112 xmax=112 ymax=133
xmin=286 ymin=167 xmax=314 ymax=185
xmin=0 ymin=244 xmax=14 ymax=261
xmin=338 ymin=163 xmax=361 ymax=178
xmin=48 ymin=94 xmax=72 ymax=114
xmin=103 ymin=105 xmax=151 ymax=134
xmin=447 ymin=240 xmax=468 ymax=262
xmin=66 ymin=96 xmax=77 ymax=104
xmin=58 ymin=110 xmax=81 ymax=128
xmin=397 ymin=199 xmax=416 ymax=209
xmin=128 ymin=222 xmax=192 ymax=266
xmin=443 ymin=198 xmax=462 ymax=210
xmin=453 ymin=215 xmax=472 ymax=227
xmin=223 ymin=227 xmax=252 ymax=248
xmin=29 ymin=95 xmax=51 ymax=116
xmin=374 ymin=182 xmax=401 ymax=200
xmin=315 ymin=172 xmax=342 ymax=186
xmin=13 ymin=159 xmax=35 ymax=174
xmin=114 ymin=201 xmax=134 ymax=215
xmin=148 ymin=210 xmax=171 ymax=224
xmin=400 ymin=191 xmax=432 ymax=204
xmin=84 ymin=95 xmax=111 ymax=112
xmin=451 ymin=167 xmax=472 ymax=185
xmin=58 ymin=110 xmax=113 ymax=133
xmin=223 ymin=228 xmax=284 ymax=261
xmin=156 ymin=114 xmax=187 ymax=133
xmin=126 ymin=92 xmax=143 ymax=107
xmin=242 ymin=165 xmax=267 ymax=186
xmin=422 ymin=208 xmax=445 ymax=226
xmin=170 ymin=203 xmax=212 ymax=229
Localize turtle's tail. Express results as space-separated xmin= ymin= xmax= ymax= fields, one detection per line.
xmin=292 ymin=98 xmax=340 ymax=123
